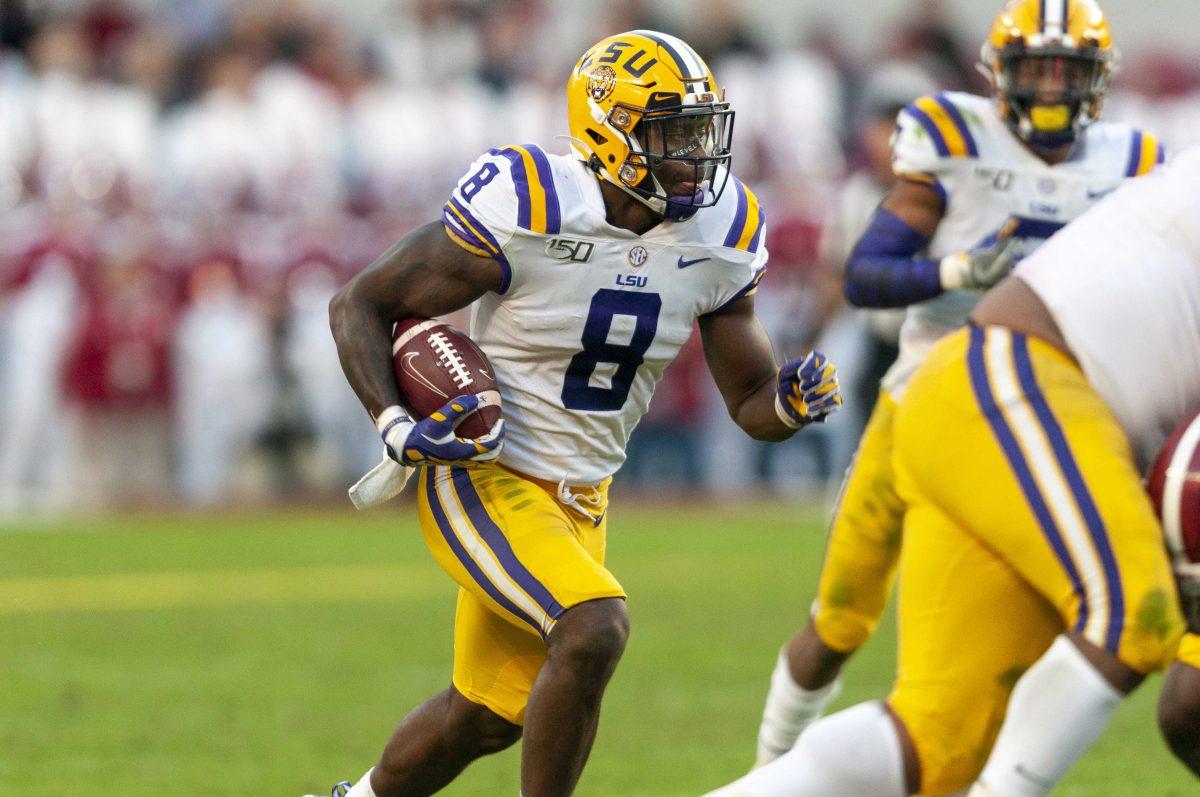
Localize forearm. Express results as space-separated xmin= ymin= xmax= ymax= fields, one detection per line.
xmin=843 ymin=251 xmax=943 ymax=308
xmin=731 ymin=375 xmax=796 ymax=442
xmin=842 ymin=190 xmax=944 ymax=308
xmin=329 ymin=289 xmax=402 ymax=420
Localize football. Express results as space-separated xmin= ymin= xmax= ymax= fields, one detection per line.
xmin=391 ymin=318 xmax=502 ymax=439
xmin=1147 ymin=408 xmax=1200 ymax=586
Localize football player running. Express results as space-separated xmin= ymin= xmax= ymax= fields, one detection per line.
xmin=751 ymin=0 xmax=1164 ymax=774
xmin=707 ymin=147 xmax=1200 ymax=797
xmin=320 ymin=31 xmax=841 ymax=797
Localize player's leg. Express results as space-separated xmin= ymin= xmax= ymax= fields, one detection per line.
xmin=421 ymin=463 xmax=625 ymax=796
xmin=363 ymin=682 xmax=523 ymax=796
xmin=900 ymin=326 xmax=1184 ymax=795
xmin=521 ymin=597 xmax=628 ymax=795
xmin=705 ymin=701 xmax=911 ymax=796
xmin=756 ymin=394 xmax=904 ymax=764
xmin=887 ymin=500 xmax=1061 ymax=796
xmin=1159 ymin=633 xmax=1200 ymax=777
xmin=704 ymin=498 xmax=1032 ymax=797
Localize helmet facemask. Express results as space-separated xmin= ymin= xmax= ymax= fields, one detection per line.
xmin=993 ymin=45 xmax=1112 ymax=147
xmin=613 ymin=100 xmax=734 ymax=221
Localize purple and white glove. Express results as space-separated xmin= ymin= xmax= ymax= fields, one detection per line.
xmin=376 ymin=395 xmax=504 ymax=466
xmin=774 ymin=351 xmax=843 ymax=430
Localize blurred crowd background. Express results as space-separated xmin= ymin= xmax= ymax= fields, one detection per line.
xmin=2 ymin=0 xmax=1199 ymax=514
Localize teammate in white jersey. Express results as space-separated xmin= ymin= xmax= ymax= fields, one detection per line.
xmin=752 ymin=0 xmax=1164 ymax=771
xmin=706 ymin=151 xmax=1199 ymax=797
xmin=322 ymin=31 xmax=841 ymax=797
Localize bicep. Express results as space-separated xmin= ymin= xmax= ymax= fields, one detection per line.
xmin=342 ymin=221 xmax=504 ymax=321
xmin=879 ymin=177 xmax=946 ymax=239
xmin=698 ymin=294 xmax=778 ymax=411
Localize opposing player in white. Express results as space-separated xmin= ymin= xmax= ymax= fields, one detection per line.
xmin=319 ymin=31 xmax=841 ymax=797
xmin=751 ymin=0 xmax=1164 ymax=780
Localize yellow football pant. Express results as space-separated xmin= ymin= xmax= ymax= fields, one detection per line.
xmin=812 ymin=392 xmax=904 ymax=653
xmin=1179 ymin=633 xmax=1200 ymax=669
xmin=416 ymin=463 xmax=625 ymax=725
xmin=891 ymin=325 xmax=1184 ymax=795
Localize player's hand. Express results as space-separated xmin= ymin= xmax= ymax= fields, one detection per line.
xmin=380 ymin=395 xmax=504 ymax=466
xmin=774 ymin=351 xmax=843 ymax=430
xmin=940 ymin=218 xmax=1021 ymax=291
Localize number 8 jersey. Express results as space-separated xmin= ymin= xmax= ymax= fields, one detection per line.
xmin=441 ymin=144 xmax=767 ymax=486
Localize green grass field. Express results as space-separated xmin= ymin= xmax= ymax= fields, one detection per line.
xmin=1 ymin=502 xmax=1193 ymax=796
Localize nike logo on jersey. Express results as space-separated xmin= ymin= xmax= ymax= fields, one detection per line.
xmin=677 ymin=256 xmax=710 ymax=269
xmin=1086 ymin=186 xmax=1115 ymax=200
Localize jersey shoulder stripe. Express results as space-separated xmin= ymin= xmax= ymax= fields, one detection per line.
xmin=722 ymin=178 xmax=766 ymax=253
xmin=1124 ymin=130 xmax=1165 ymax=177
xmin=442 ymin=196 xmax=513 ymax=293
xmin=443 ymin=196 xmax=502 ymax=256
xmin=490 ymin=144 xmax=562 ymax=235
xmin=905 ymin=93 xmax=979 ymax=159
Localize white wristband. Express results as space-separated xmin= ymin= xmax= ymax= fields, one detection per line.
xmin=774 ymin=392 xmax=805 ymax=430
xmin=939 ymin=252 xmax=969 ymax=292
xmin=375 ymin=405 xmax=413 ymax=450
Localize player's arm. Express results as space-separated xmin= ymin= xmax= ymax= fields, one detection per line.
xmin=844 ymin=178 xmax=1021 ymax=306
xmin=842 ymin=178 xmax=944 ymax=308
xmin=328 ymin=221 xmax=502 ymax=420
xmin=699 ymin=293 xmax=841 ymax=442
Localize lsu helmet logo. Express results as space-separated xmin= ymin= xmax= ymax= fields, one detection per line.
xmin=586 ymin=65 xmax=617 ymax=101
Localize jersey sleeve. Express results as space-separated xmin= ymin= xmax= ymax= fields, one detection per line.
xmin=891 ymin=93 xmax=980 ymax=202
xmin=441 ymin=150 xmax=521 ymax=292
xmin=1123 ymin=129 xmax=1166 ymax=178
xmin=702 ymin=177 xmax=769 ymax=315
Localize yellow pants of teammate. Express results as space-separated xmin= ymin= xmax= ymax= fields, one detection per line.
xmin=416 ymin=463 xmax=625 ymax=724
xmin=812 ymin=392 xmax=905 ymax=653
xmin=890 ymin=325 xmax=1184 ymax=795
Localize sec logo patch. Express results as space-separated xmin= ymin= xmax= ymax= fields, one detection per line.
xmin=628 ymin=245 xmax=649 ymax=267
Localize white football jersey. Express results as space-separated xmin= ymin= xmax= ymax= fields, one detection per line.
xmin=441 ymin=145 xmax=767 ymax=485
xmin=881 ymin=91 xmax=1163 ymax=399
xmin=1017 ymin=145 xmax=1200 ymax=467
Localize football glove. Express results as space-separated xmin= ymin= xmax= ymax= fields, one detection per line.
xmin=939 ymin=218 xmax=1021 ymax=291
xmin=774 ymin=351 xmax=843 ymax=430
xmin=377 ymin=395 xmax=504 ymax=467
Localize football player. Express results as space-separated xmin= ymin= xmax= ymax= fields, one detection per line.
xmin=752 ymin=0 xmax=1164 ymax=772
xmin=708 ymin=145 xmax=1200 ymax=797
xmin=319 ymin=31 xmax=841 ymax=797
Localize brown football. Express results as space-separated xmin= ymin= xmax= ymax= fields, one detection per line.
xmin=391 ymin=318 xmax=502 ymax=439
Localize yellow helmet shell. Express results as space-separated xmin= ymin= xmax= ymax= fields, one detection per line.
xmin=980 ymin=0 xmax=1116 ymax=145
xmin=985 ymin=0 xmax=1112 ymax=53
xmin=567 ymin=31 xmax=725 ymax=197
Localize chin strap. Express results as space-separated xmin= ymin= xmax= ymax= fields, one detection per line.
xmin=587 ymin=154 xmax=703 ymax=221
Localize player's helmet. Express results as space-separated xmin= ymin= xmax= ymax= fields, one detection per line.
xmin=980 ymin=0 xmax=1116 ymax=148
xmin=566 ymin=31 xmax=733 ymax=221
xmin=1147 ymin=409 xmax=1200 ymax=596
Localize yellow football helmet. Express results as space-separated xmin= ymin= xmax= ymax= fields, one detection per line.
xmin=980 ymin=0 xmax=1116 ymax=147
xmin=566 ymin=30 xmax=733 ymax=221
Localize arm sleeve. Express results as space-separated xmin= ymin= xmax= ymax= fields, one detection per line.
xmin=843 ymin=206 xmax=942 ymax=308
xmin=705 ymin=234 xmax=769 ymax=316
xmin=441 ymin=151 xmax=520 ymax=293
